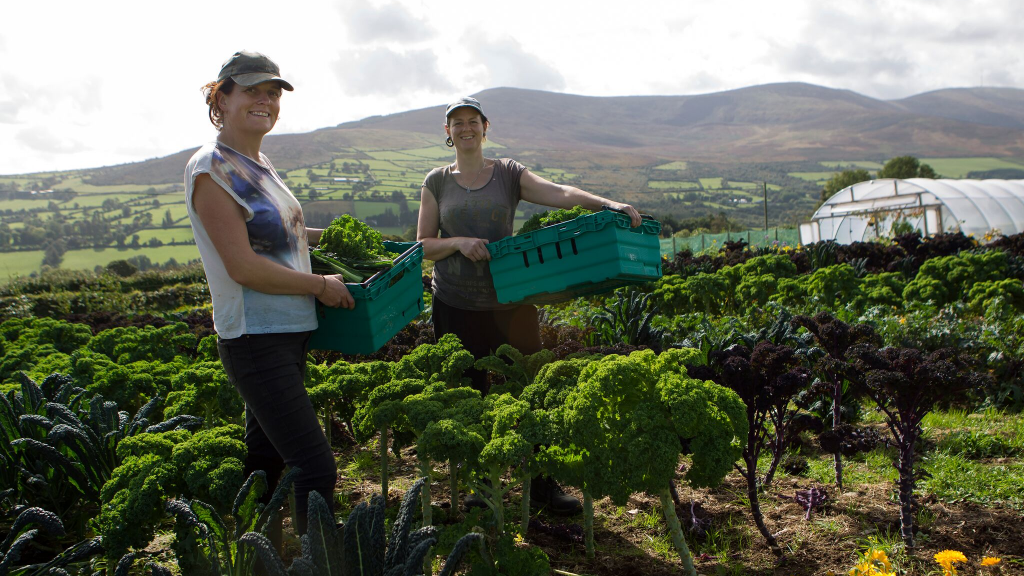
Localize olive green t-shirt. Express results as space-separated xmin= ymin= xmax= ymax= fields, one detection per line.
xmin=423 ymin=158 xmax=526 ymax=311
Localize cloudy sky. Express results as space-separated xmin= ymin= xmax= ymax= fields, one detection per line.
xmin=1 ymin=0 xmax=1021 ymax=175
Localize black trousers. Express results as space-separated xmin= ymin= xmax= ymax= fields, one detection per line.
xmin=218 ymin=331 xmax=336 ymax=535
xmin=431 ymin=296 xmax=542 ymax=394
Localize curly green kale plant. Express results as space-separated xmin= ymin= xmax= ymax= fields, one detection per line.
xmin=549 ymin=350 xmax=745 ymax=573
xmin=393 ymin=333 xmax=476 ymax=388
xmin=469 ymin=393 xmax=548 ymax=537
xmin=312 ymin=215 xmax=398 ymax=282
xmin=306 ymin=359 xmax=391 ymax=446
xmin=402 ymin=384 xmax=487 ymax=522
xmin=473 ymin=344 xmax=555 ymax=398
xmin=516 ymin=206 xmax=591 ymax=235
xmin=97 ymin=424 xmax=245 ymax=561
xmin=353 ymin=378 xmax=426 ymax=499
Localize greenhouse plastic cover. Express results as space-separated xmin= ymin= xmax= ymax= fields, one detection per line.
xmin=803 ymin=179 xmax=1024 ymax=244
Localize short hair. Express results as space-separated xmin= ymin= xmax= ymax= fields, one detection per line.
xmin=201 ymin=78 xmax=237 ymax=131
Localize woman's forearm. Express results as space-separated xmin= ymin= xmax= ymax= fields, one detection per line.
xmin=307 ymin=227 xmax=323 ymax=247
xmin=558 ymin=185 xmax=627 ymax=210
xmin=229 ymin=251 xmax=322 ymax=296
xmin=419 ymin=236 xmax=464 ymax=261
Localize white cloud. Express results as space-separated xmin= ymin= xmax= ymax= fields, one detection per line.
xmin=0 ymin=0 xmax=1022 ymax=174
xmin=333 ymin=47 xmax=453 ymax=95
xmin=473 ymin=37 xmax=565 ymax=91
xmin=16 ymin=126 xmax=87 ymax=154
xmin=339 ymin=0 xmax=434 ymax=44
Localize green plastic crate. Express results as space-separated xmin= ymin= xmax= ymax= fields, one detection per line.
xmin=486 ymin=210 xmax=662 ymax=305
xmin=309 ymin=241 xmax=424 ymax=354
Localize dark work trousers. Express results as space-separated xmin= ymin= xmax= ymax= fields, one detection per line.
xmin=217 ymin=331 xmax=336 ymax=541
xmin=432 ymin=296 xmax=542 ymax=394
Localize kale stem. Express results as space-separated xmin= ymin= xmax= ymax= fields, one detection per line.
xmin=379 ymin=427 xmax=388 ymax=502
xmin=660 ymin=488 xmax=697 ymax=576
xmin=583 ymin=492 xmax=595 ymax=559
xmin=419 ymin=454 xmax=432 ymax=527
xmin=521 ymin=476 xmax=531 ymax=535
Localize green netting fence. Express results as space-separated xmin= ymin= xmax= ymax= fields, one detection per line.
xmin=659 ymin=227 xmax=800 ymax=258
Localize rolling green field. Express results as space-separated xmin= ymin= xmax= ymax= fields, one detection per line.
xmin=3 ymin=152 xmax=1022 ymax=279
xmin=1 ymin=245 xmax=201 ymax=279
xmin=138 ymin=227 xmax=196 ymax=244
xmin=788 ymin=171 xmax=836 ymax=182
xmin=699 ymin=177 xmax=724 ymax=189
xmin=653 ymin=161 xmax=688 ymax=170
xmin=648 ymin=180 xmax=701 ymax=189
xmin=920 ymin=157 xmax=1024 ymax=178
xmin=819 ymin=160 xmax=884 ymax=170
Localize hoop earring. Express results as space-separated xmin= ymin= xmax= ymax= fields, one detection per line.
xmin=445 ymin=136 xmax=454 ymax=147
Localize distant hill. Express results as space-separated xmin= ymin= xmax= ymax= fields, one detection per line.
xmin=36 ymin=83 xmax=1024 ymax=185
xmin=892 ymin=87 xmax=1024 ymax=130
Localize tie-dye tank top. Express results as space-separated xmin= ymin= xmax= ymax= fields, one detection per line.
xmin=185 ymin=142 xmax=317 ymax=339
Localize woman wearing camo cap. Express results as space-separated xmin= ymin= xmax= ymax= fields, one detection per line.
xmin=416 ymin=95 xmax=641 ymax=515
xmin=184 ymin=50 xmax=346 ymax=550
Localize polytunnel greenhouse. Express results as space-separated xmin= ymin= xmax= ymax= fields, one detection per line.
xmin=800 ymin=178 xmax=1024 ymax=244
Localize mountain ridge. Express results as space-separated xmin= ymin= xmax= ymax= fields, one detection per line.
xmin=17 ymin=82 xmax=1024 ymax=185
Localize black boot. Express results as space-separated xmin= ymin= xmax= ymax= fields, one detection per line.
xmin=530 ymin=475 xmax=582 ymax=516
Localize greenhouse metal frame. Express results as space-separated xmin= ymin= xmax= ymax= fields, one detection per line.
xmin=800 ymin=178 xmax=1024 ymax=244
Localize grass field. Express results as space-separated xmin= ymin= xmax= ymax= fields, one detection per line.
xmin=789 ymin=172 xmax=836 ymax=182
xmin=0 ymin=244 xmax=199 ymax=278
xmin=137 ymin=227 xmax=195 ymax=244
xmin=3 ymin=153 xmax=1022 ymax=278
xmin=654 ymin=161 xmax=689 ymax=170
xmin=819 ymin=160 xmax=884 ymax=170
xmin=920 ymin=157 xmax=1024 ymax=178
xmin=699 ymin=177 xmax=724 ymax=190
xmin=62 ymin=245 xmax=200 ymax=271
xmin=401 ymin=146 xmax=458 ymax=160
xmin=0 ymin=199 xmax=56 ymax=211
xmin=0 ymin=251 xmax=46 ymax=279
xmin=354 ymin=201 xmax=400 ymax=218
xmin=648 ymin=180 xmax=701 ymax=190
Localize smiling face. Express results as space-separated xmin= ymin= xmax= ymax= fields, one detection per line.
xmin=445 ymin=107 xmax=488 ymax=152
xmin=217 ymin=81 xmax=282 ymax=136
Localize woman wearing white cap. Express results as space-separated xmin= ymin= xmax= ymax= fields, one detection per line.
xmin=184 ymin=50 xmax=349 ymax=549
xmin=416 ymin=95 xmax=641 ymax=515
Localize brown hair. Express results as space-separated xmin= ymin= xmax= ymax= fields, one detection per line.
xmin=201 ymin=78 xmax=236 ymax=130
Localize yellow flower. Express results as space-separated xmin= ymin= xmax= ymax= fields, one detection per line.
xmin=868 ymin=549 xmax=892 ymax=571
xmin=934 ymin=550 xmax=968 ymax=574
xmin=848 ymin=563 xmax=872 ymax=576
xmin=513 ymin=532 xmax=524 ymax=545
xmin=981 ymin=557 xmax=1001 ymax=566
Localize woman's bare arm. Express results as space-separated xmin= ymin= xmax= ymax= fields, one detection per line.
xmin=192 ymin=173 xmax=354 ymax=308
xmin=416 ymin=185 xmax=491 ymax=262
xmin=519 ymin=169 xmax=642 ymax=227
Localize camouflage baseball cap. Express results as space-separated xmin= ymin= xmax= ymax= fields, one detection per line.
xmin=217 ymin=51 xmax=294 ymax=91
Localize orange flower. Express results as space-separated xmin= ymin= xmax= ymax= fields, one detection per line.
xmin=934 ymin=550 xmax=968 ymax=575
xmin=981 ymin=557 xmax=1001 ymax=567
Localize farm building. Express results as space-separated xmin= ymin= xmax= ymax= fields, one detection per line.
xmin=800 ymin=178 xmax=1024 ymax=244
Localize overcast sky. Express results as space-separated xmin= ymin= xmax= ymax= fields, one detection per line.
xmin=1 ymin=0 xmax=1021 ymax=175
